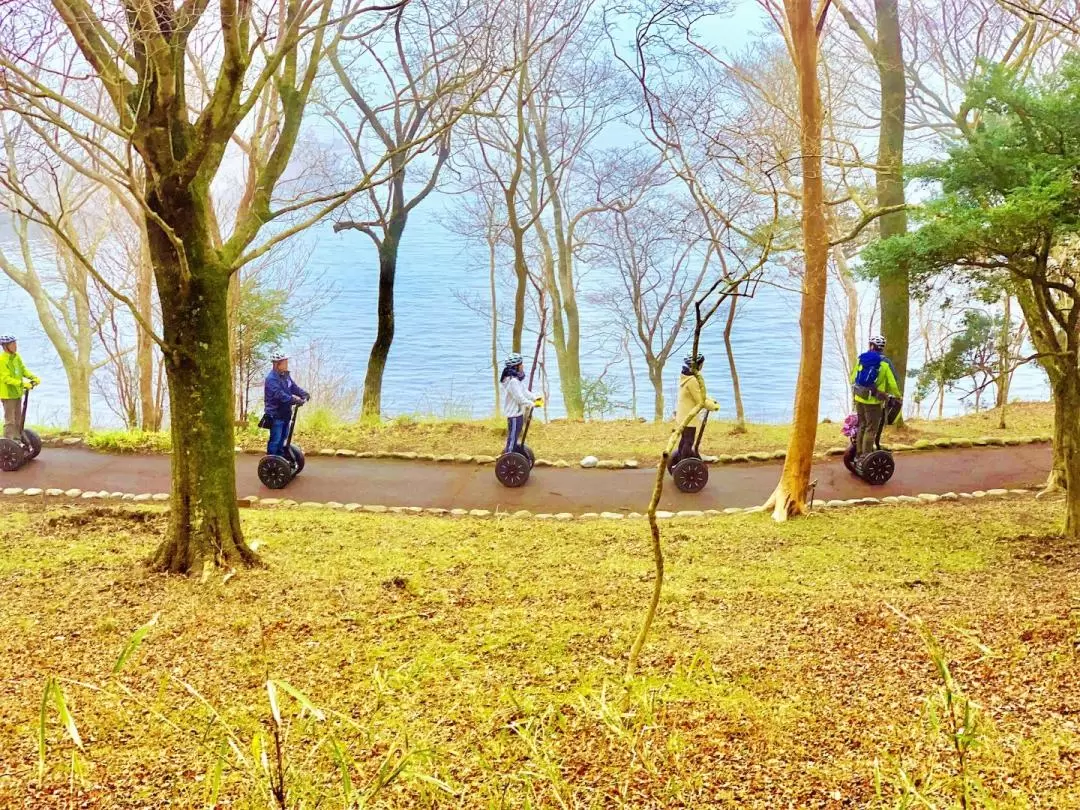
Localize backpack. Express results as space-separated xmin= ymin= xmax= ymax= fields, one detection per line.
xmin=853 ymin=350 xmax=884 ymax=396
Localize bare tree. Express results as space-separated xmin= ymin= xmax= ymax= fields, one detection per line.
xmin=328 ymin=0 xmax=497 ymax=419
xmin=0 ymin=0 xmax=375 ymax=574
xmin=593 ymin=197 xmax=712 ymax=421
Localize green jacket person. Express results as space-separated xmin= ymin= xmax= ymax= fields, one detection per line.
xmin=850 ymin=335 xmax=901 ymax=458
xmin=0 ymin=335 xmax=40 ymax=440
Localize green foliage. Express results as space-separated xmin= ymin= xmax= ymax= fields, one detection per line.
xmin=860 ymin=55 xmax=1080 ymax=298
xmin=581 ymin=375 xmax=625 ymax=420
xmin=235 ymin=274 xmax=295 ymax=418
xmin=912 ymin=311 xmax=1001 ymax=407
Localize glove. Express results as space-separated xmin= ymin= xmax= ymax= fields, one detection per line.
xmin=23 ymin=380 xmax=34 ymax=390
xmin=533 ymin=398 xmax=544 ymax=408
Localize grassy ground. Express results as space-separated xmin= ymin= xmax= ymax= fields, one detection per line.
xmin=2 ymin=499 xmax=1077 ymax=808
xmin=42 ymin=401 xmax=1055 ymax=461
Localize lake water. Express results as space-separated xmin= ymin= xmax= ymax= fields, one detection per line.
xmin=0 ymin=195 xmax=1049 ymax=428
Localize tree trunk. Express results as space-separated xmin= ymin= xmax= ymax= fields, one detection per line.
xmin=625 ymin=334 xmax=638 ymax=420
xmin=768 ymin=0 xmax=827 ymax=520
xmin=1054 ymin=370 xmax=1080 ymax=540
xmin=489 ymin=235 xmax=500 ymax=417
xmin=145 ymin=186 xmax=254 ymax=575
xmin=647 ymin=361 xmax=665 ymax=422
xmin=137 ymin=225 xmax=160 ymax=431
xmin=832 ymin=245 xmax=859 ymax=375
xmin=874 ymin=0 xmax=910 ymax=414
xmin=65 ymin=363 xmax=91 ymax=434
xmin=724 ymin=294 xmax=746 ymax=432
xmin=996 ymin=295 xmax=1012 ymax=429
xmin=362 ymin=216 xmax=405 ymax=420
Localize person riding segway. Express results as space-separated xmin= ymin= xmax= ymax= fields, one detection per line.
xmin=0 ymin=335 xmax=42 ymax=472
xmin=669 ymin=352 xmax=719 ymax=494
xmin=495 ymin=353 xmax=543 ymax=488
xmin=843 ymin=335 xmax=903 ymax=485
xmin=258 ymin=350 xmax=310 ymax=489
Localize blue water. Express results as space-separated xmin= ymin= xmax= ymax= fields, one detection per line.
xmin=0 ymin=193 xmax=1050 ymax=430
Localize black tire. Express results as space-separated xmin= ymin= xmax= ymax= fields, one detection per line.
xmin=258 ymin=454 xmax=295 ymax=490
xmin=23 ymin=428 xmax=42 ymax=461
xmin=859 ymin=450 xmax=895 ymax=486
xmin=672 ymin=457 xmax=709 ymax=493
xmin=522 ymin=445 xmax=535 ymax=469
xmin=495 ymin=451 xmax=531 ymax=488
xmin=843 ymin=442 xmax=857 ymax=475
xmin=288 ymin=445 xmax=305 ymax=475
xmin=0 ymin=438 xmax=25 ymax=472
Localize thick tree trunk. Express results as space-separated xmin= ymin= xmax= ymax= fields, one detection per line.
xmin=1054 ymin=371 xmax=1080 ymax=540
xmin=874 ymin=0 xmax=910 ymax=412
xmin=362 ymin=216 xmax=405 ymax=420
xmin=145 ymin=186 xmax=254 ymax=575
xmin=996 ymin=295 xmax=1012 ymax=429
xmin=768 ymin=0 xmax=827 ymax=520
xmin=65 ymin=363 xmax=91 ymax=434
xmin=724 ymin=295 xmax=746 ymax=432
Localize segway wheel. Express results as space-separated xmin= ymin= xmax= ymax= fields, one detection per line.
xmin=258 ymin=454 xmax=295 ymax=490
xmin=495 ymin=451 xmax=531 ymax=488
xmin=672 ymin=457 xmax=709 ymax=494
xmin=288 ymin=445 xmax=305 ymax=475
xmin=843 ymin=443 xmax=857 ymax=475
xmin=522 ymin=445 xmax=536 ymax=469
xmin=23 ymin=428 xmax=42 ymax=461
xmin=0 ymin=438 xmax=26 ymax=472
xmin=859 ymin=450 xmax=895 ymax=486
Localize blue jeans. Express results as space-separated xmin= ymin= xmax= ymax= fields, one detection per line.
xmin=267 ymin=419 xmax=289 ymax=456
xmin=504 ymin=415 xmax=524 ymax=454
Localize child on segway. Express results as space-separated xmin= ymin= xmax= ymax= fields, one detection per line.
xmin=496 ymin=353 xmax=543 ymax=487
xmin=669 ymin=353 xmax=719 ymax=493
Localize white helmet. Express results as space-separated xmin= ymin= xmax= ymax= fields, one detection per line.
xmin=270 ymin=350 xmax=288 ymax=363
xmin=869 ymin=335 xmax=886 ymax=350
xmin=0 ymin=335 xmax=15 ymax=345
xmin=504 ymin=352 xmax=524 ymax=367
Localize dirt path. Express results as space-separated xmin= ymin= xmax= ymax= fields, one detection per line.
xmin=3 ymin=444 xmax=1052 ymax=512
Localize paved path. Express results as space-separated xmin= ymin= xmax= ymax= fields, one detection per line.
xmin=4 ymin=444 xmax=1052 ymax=512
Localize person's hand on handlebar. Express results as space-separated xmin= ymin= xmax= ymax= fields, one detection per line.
xmin=292 ymin=395 xmax=305 ymax=404
xmin=23 ymin=380 xmax=35 ymax=390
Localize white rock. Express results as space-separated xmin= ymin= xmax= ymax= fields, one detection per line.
xmin=580 ymin=456 xmax=599 ymax=468
xmin=554 ymin=512 xmax=574 ymax=521
xmin=363 ymin=504 xmax=388 ymax=513
xmin=986 ymin=488 xmax=1008 ymax=497
xmin=826 ymin=500 xmax=847 ymax=508
xmin=626 ymin=512 xmax=644 ymax=519
xmin=260 ymin=498 xmax=281 ymax=506
xmin=600 ymin=512 xmax=624 ymax=520
xmin=624 ymin=460 xmax=639 ymax=469
xmin=468 ymin=509 xmax=492 ymax=518
xmin=676 ymin=510 xmax=705 ymax=519
xmin=655 ymin=510 xmax=674 ymax=519
xmin=702 ymin=455 xmax=719 ymax=464
xmin=23 ymin=488 xmax=42 ymax=497
xmin=301 ymin=501 xmax=324 ymax=508
xmin=64 ymin=489 xmax=82 ymax=498
xmin=896 ymin=495 xmax=921 ymax=504
xmin=939 ymin=493 xmax=958 ymax=501
xmin=512 ymin=510 xmax=533 ymax=518
xmin=344 ymin=503 xmax=362 ymax=512
xmin=917 ymin=494 xmax=940 ymax=503
xmin=318 ymin=449 xmax=335 ymax=456
xmin=133 ymin=493 xmax=152 ymax=502
xmin=534 ymin=513 xmax=554 ymax=520
xmin=450 ymin=508 xmax=468 ymax=517
xmin=454 ymin=455 xmax=473 ymax=463
xmin=723 ymin=507 xmax=743 ymax=514
xmin=152 ymin=493 xmax=169 ymax=502
xmin=46 ymin=489 xmax=64 ymax=497
xmin=2 ymin=487 xmax=23 ymax=496
xmin=882 ymin=496 xmax=901 ymax=505
xmin=405 ymin=506 xmax=423 ymax=514
xmin=335 ymin=449 xmax=357 ymax=457
xmin=473 ymin=455 xmax=496 ymax=465
xmin=80 ymin=491 xmax=99 ymax=499
xmin=704 ymin=510 xmax=722 ymax=517
xmin=62 ymin=437 xmax=83 ymax=446
xmin=436 ymin=454 xmax=455 ymax=462
xmin=971 ymin=491 xmax=987 ymax=498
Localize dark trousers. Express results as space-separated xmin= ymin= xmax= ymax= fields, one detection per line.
xmin=855 ymin=401 xmax=883 ymax=457
xmin=504 ymin=415 xmax=524 ymax=454
xmin=671 ymin=426 xmax=696 ymax=468
xmin=267 ymin=419 xmax=289 ymax=456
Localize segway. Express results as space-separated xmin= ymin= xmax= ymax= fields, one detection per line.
xmin=843 ymin=396 xmax=902 ymax=485
xmin=670 ymin=411 xmax=710 ymax=494
xmin=257 ymin=402 xmax=306 ymax=490
xmin=0 ymin=388 xmax=42 ymax=472
xmin=495 ymin=406 xmax=536 ymax=488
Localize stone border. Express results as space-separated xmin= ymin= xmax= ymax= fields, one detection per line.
xmin=0 ymin=483 xmax=1041 ymax=520
xmin=40 ymin=433 xmax=1055 ymax=472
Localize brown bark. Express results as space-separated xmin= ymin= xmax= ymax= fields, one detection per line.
xmin=723 ymin=295 xmax=746 ymax=432
xmin=768 ymin=0 xmax=829 ymax=520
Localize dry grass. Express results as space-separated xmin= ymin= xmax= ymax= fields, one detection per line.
xmin=2 ymin=499 xmax=1078 ymax=808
